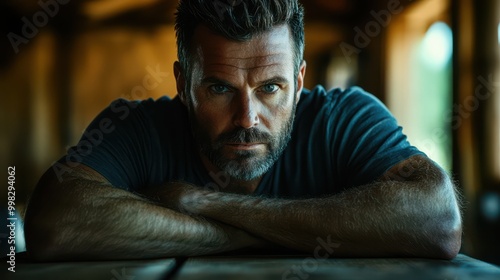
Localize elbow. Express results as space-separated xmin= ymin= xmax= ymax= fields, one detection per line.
xmin=24 ymin=169 xmax=78 ymax=261
xmin=26 ymin=240 xmax=59 ymax=262
xmin=24 ymin=208 xmax=65 ymax=262
xmin=426 ymin=208 xmax=463 ymax=260
xmin=24 ymin=199 xmax=69 ymax=262
xmin=409 ymin=216 xmax=462 ymax=259
xmin=430 ymin=225 xmax=462 ymax=260
xmin=25 ymin=217 xmax=80 ymax=262
xmin=427 ymin=167 xmax=463 ymax=259
xmin=24 ymin=220 xmax=60 ymax=262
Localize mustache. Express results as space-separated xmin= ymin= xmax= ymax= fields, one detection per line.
xmin=216 ymin=128 xmax=272 ymax=145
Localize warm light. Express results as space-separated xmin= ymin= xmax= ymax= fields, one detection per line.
xmin=421 ymin=22 xmax=453 ymax=70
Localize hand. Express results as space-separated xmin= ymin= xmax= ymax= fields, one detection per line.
xmin=140 ymin=182 xmax=284 ymax=252
xmin=141 ymin=182 xmax=211 ymax=215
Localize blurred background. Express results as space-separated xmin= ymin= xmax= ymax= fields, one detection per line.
xmin=0 ymin=0 xmax=499 ymax=264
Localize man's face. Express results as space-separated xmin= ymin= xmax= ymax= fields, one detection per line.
xmin=176 ymin=24 xmax=306 ymax=181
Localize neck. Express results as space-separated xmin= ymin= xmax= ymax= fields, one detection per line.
xmin=199 ymin=153 xmax=263 ymax=194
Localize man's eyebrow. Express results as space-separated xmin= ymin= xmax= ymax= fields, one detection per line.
xmin=200 ymin=76 xmax=290 ymax=87
xmin=201 ymin=77 xmax=233 ymax=86
xmin=258 ymin=76 xmax=290 ymax=86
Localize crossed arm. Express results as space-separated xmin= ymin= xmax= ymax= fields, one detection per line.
xmin=25 ymin=155 xmax=462 ymax=261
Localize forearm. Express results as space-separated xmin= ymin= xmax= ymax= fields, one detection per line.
xmin=25 ymin=174 xmax=253 ymax=261
xmin=181 ymin=169 xmax=462 ymax=258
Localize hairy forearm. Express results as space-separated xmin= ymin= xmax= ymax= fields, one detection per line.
xmin=180 ymin=162 xmax=462 ymax=258
xmin=25 ymin=172 xmax=253 ymax=261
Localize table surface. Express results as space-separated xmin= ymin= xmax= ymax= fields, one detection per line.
xmin=3 ymin=253 xmax=500 ymax=280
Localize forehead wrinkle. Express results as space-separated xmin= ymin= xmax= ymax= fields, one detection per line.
xmin=202 ymin=54 xmax=293 ymax=75
xmin=213 ymin=54 xmax=287 ymax=60
xmin=207 ymin=63 xmax=282 ymax=71
xmin=204 ymin=53 xmax=289 ymax=66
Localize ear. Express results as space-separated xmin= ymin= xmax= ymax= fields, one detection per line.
xmin=295 ymin=60 xmax=307 ymax=104
xmin=174 ymin=61 xmax=187 ymax=106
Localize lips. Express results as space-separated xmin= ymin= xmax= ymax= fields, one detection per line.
xmin=226 ymin=143 xmax=265 ymax=150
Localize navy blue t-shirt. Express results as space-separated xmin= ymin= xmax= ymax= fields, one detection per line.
xmin=62 ymin=86 xmax=424 ymax=198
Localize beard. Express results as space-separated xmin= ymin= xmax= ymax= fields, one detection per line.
xmin=187 ymin=99 xmax=297 ymax=181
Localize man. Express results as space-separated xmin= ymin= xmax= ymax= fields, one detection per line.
xmin=24 ymin=0 xmax=462 ymax=261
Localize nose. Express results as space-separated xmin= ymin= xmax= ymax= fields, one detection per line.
xmin=233 ymin=93 xmax=260 ymax=129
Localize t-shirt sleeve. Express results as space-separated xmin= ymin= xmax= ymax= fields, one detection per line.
xmin=58 ymin=98 xmax=158 ymax=190
xmin=329 ymin=87 xmax=425 ymax=189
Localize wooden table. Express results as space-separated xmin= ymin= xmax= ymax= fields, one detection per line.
xmin=5 ymin=257 xmax=179 ymax=280
xmin=4 ymin=254 xmax=500 ymax=280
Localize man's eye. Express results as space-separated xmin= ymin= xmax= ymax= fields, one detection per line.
xmin=261 ymin=84 xmax=279 ymax=94
xmin=210 ymin=85 xmax=231 ymax=94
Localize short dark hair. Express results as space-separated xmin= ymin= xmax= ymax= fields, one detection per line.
xmin=175 ymin=0 xmax=305 ymax=84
